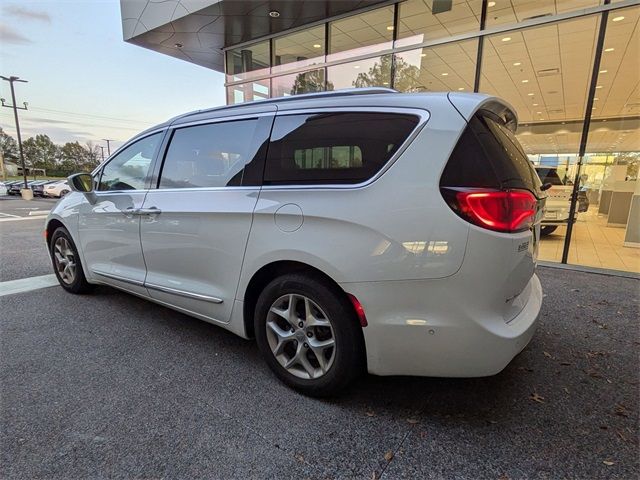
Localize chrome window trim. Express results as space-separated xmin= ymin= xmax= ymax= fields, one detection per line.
xmin=168 ymin=111 xmax=274 ymax=130
xmin=261 ymin=106 xmax=430 ymax=191
xmin=144 ymin=282 xmax=223 ymax=304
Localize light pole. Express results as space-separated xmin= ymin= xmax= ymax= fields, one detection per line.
xmin=102 ymin=139 xmax=113 ymax=156
xmin=0 ymin=75 xmax=29 ymax=191
xmin=98 ymin=145 xmax=105 ymax=161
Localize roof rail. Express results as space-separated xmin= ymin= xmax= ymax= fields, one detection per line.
xmin=254 ymin=87 xmax=398 ymax=105
xmin=170 ymin=87 xmax=398 ymax=124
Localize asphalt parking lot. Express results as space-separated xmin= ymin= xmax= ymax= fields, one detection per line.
xmin=1 ymin=197 xmax=638 ymax=479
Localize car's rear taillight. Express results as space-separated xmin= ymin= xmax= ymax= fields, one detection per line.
xmin=442 ymin=188 xmax=537 ymax=233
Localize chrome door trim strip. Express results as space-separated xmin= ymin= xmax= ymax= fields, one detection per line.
xmin=92 ymin=269 xmax=145 ymax=286
xmin=144 ymin=282 xmax=224 ymax=304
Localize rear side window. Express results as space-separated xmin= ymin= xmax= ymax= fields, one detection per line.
xmin=440 ymin=112 xmax=542 ymax=196
xmin=159 ymin=119 xmax=261 ymax=189
xmin=264 ymin=112 xmax=419 ymax=185
xmin=535 ymin=167 xmax=564 ymax=186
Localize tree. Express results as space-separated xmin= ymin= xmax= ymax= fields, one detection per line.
xmin=22 ymin=134 xmax=59 ymax=173
xmin=84 ymin=141 xmax=101 ymax=170
xmin=353 ymin=55 xmax=422 ymax=92
xmin=0 ymin=127 xmax=19 ymax=162
xmin=290 ymin=70 xmax=332 ymax=95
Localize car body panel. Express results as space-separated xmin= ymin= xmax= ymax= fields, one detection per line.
xmin=140 ymin=188 xmax=261 ymax=323
xmin=77 ymin=190 xmax=150 ymax=296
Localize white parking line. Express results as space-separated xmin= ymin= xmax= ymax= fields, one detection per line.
xmin=28 ymin=210 xmax=50 ymax=216
xmin=0 ymin=212 xmax=20 ymax=218
xmin=0 ymin=216 xmax=45 ymax=223
xmin=0 ymin=274 xmax=59 ymax=297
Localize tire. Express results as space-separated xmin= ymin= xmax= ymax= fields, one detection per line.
xmin=59 ymin=190 xmax=69 ymax=197
xmin=50 ymin=227 xmax=93 ymax=294
xmin=254 ymin=273 xmax=365 ymax=397
xmin=540 ymin=226 xmax=558 ymax=236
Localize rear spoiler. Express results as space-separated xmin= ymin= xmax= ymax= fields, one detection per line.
xmin=447 ymin=93 xmax=518 ymax=132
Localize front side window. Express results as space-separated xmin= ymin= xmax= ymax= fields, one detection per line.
xmin=264 ymin=112 xmax=420 ymax=185
xmin=98 ymin=133 xmax=162 ymax=191
xmin=159 ymin=119 xmax=261 ymax=189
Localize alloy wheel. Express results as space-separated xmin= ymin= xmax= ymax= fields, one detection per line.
xmin=265 ymin=293 xmax=336 ymax=379
xmin=53 ymin=236 xmax=76 ymax=285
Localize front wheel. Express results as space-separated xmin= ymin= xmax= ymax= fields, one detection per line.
xmin=50 ymin=227 xmax=93 ymax=294
xmin=254 ymin=273 xmax=365 ymax=397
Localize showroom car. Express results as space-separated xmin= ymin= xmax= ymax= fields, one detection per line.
xmin=534 ymin=165 xmax=589 ymax=236
xmin=45 ymin=90 xmax=545 ymax=396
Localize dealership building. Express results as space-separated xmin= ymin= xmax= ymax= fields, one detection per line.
xmin=120 ymin=0 xmax=639 ymax=274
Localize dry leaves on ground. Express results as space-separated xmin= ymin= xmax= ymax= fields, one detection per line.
xmin=530 ymin=392 xmax=545 ymax=403
xmin=384 ymin=450 xmax=394 ymax=462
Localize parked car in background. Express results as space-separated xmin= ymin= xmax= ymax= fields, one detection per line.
xmin=46 ymin=90 xmax=545 ymax=396
xmin=8 ymin=181 xmax=33 ymax=195
xmin=31 ymin=180 xmax=57 ymax=197
xmin=0 ymin=182 xmax=7 ymax=196
xmin=43 ymin=180 xmax=71 ymax=198
xmin=533 ymin=166 xmax=588 ymax=236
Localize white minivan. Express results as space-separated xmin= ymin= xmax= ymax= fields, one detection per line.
xmin=46 ymin=89 xmax=545 ymax=396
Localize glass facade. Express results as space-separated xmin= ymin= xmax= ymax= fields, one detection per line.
xmin=224 ymin=1 xmax=640 ymax=273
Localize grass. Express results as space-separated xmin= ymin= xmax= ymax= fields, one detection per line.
xmin=3 ymin=176 xmax=66 ymax=182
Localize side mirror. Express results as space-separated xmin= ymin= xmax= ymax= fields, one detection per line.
xmin=68 ymin=173 xmax=96 ymax=203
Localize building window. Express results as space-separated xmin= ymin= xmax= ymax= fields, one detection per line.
xmin=327 ymin=55 xmax=392 ymax=90
xmin=226 ymin=79 xmax=270 ymax=105
xmin=328 ymin=6 xmax=394 ymax=62
xmin=393 ymin=40 xmax=477 ymax=93
xmin=478 ymin=14 xmax=603 ymax=268
xmin=226 ymin=40 xmax=270 ymax=81
xmin=581 ymin=6 xmax=640 ymax=271
xmin=479 ymin=15 xmax=600 ymax=135
xmin=273 ymin=26 xmax=325 ymax=74
xmin=396 ymin=0 xmax=482 ymax=49
xmin=272 ymin=69 xmax=326 ymax=97
xmin=486 ymin=0 xmax=602 ymax=27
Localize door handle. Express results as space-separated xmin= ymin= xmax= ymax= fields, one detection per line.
xmin=137 ymin=207 xmax=162 ymax=216
xmin=123 ymin=207 xmax=138 ymax=217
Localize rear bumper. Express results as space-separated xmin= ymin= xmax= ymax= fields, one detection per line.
xmin=342 ymin=274 xmax=542 ymax=377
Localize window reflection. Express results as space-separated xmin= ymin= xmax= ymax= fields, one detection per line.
xmin=396 ymin=0 xmax=482 ymax=48
xmin=226 ymin=40 xmax=270 ymax=81
xmin=486 ymin=0 xmax=601 ymax=27
xmin=273 ymin=26 xmax=325 ymax=74
xmin=226 ymin=80 xmax=269 ymax=104
xmin=272 ymin=69 xmax=326 ymax=97
xmin=328 ymin=6 xmax=394 ymax=61
xmin=327 ymin=55 xmax=392 ymax=90
xmin=394 ymin=40 xmax=477 ymax=92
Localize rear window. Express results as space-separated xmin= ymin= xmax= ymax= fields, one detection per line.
xmin=535 ymin=167 xmax=564 ymax=186
xmin=440 ymin=111 xmax=542 ymax=196
xmin=264 ymin=112 xmax=419 ymax=185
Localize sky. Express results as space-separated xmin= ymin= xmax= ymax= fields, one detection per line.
xmin=0 ymin=0 xmax=226 ymax=151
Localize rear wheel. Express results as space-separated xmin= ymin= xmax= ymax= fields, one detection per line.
xmin=540 ymin=226 xmax=558 ymax=236
xmin=50 ymin=227 xmax=92 ymax=294
xmin=59 ymin=189 xmax=69 ymax=197
xmin=254 ymin=273 xmax=365 ymax=397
